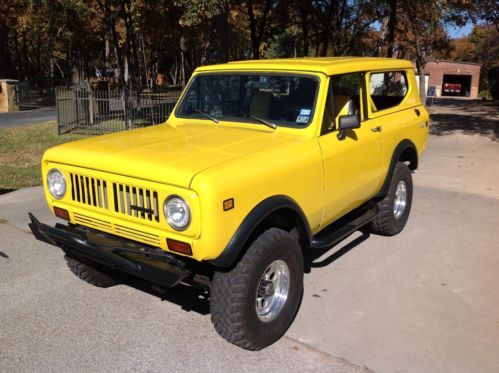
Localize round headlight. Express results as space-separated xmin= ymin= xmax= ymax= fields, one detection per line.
xmin=47 ymin=168 xmax=66 ymax=199
xmin=164 ymin=196 xmax=190 ymax=230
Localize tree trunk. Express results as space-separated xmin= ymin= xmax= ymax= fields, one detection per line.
xmin=386 ymin=0 xmax=397 ymax=57
xmin=300 ymin=5 xmax=309 ymax=56
xmin=320 ymin=2 xmax=334 ymax=56
xmin=179 ymin=35 xmax=187 ymax=87
xmin=0 ymin=25 xmax=12 ymax=77
xmin=203 ymin=2 xmax=229 ymax=64
xmin=247 ymin=0 xmax=260 ymax=59
xmin=247 ymin=0 xmax=272 ymax=59
xmin=416 ymin=58 xmax=427 ymax=104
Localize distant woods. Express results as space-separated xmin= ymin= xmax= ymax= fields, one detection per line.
xmin=0 ymin=0 xmax=496 ymax=98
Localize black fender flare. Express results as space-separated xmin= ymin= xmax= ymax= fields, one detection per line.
xmin=209 ymin=195 xmax=312 ymax=268
xmin=375 ymin=139 xmax=418 ymax=199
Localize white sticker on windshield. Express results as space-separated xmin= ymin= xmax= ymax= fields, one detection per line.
xmin=300 ymin=109 xmax=311 ymax=115
xmin=296 ymin=115 xmax=310 ymax=124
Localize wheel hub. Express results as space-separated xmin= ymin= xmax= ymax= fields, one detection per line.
xmin=260 ymin=281 xmax=275 ymax=297
xmin=255 ymin=259 xmax=290 ymax=322
xmin=393 ymin=180 xmax=407 ymax=219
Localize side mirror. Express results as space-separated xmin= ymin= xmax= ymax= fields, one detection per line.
xmin=337 ymin=114 xmax=360 ymax=140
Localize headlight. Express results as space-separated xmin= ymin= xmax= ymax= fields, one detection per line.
xmin=47 ymin=168 xmax=66 ymax=199
xmin=164 ymin=196 xmax=190 ymax=231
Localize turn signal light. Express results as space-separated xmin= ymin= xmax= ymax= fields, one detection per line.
xmin=167 ymin=239 xmax=192 ymax=256
xmin=53 ymin=207 xmax=70 ymax=221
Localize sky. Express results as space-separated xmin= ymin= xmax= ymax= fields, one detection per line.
xmin=372 ymin=21 xmax=474 ymax=40
xmin=446 ymin=23 xmax=474 ymax=39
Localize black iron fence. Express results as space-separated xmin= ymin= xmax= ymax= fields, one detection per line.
xmin=56 ymin=87 xmax=182 ymax=134
xmin=15 ymin=79 xmax=60 ymax=110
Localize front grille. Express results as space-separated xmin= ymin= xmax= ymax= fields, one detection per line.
xmin=74 ymin=213 xmax=112 ymax=231
xmin=112 ymin=182 xmax=160 ymax=222
xmin=69 ymin=171 xmax=161 ymax=224
xmin=70 ymin=173 xmax=109 ymax=209
xmin=115 ymin=224 xmax=161 ymax=246
xmin=72 ymin=213 xmax=161 ymax=247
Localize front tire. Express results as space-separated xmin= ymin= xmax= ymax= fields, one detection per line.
xmin=210 ymin=228 xmax=304 ymax=350
xmin=65 ymin=256 xmax=119 ymax=288
xmin=370 ymin=162 xmax=413 ymax=236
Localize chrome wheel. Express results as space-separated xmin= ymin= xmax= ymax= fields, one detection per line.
xmin=256 ymin=259 xmax=290 ymax=322
xmin=393 ymin=180 xmax=407 ymax=219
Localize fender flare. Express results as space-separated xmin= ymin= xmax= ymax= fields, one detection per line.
xmin=375 ymin=139 xmax=418 ymax=199
xmin=209 ymin=195 xmax=312 ymax=268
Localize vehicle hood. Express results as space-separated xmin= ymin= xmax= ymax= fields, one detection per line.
xmin=43 ymin=123 xmax=296 ymax=188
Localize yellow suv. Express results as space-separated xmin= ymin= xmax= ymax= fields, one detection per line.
xmin=30 ymin=57 xmax=429 ymax=350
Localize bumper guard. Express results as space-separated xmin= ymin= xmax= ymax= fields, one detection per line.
xmin=28 ymin=213 xmax=189 ymax=288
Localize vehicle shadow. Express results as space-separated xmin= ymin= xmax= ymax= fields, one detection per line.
xmin=303 ymin=231 xmax=370 ymax=273
xmin=121 ymin=275 xmax=210 ymax=315
xmin=119 ymin=230 xmax=371 ymax=315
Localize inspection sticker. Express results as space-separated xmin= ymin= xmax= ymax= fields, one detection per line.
xmin=296 ymin=108 xmax=311 ymax=124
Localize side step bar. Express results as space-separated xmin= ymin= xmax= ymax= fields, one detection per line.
xmin=311 ymin=204 xmax=378 ymax=249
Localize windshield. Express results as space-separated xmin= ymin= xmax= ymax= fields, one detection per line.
xmin=176 ymin=74 xmax=319 ymax=128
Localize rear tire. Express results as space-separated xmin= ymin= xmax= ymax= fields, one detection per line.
xmin=370 ymin=162 xmax=413 ymax=236
xmin=210 ymin=228 xmax=303 ymax=350
xmin=65 ymin=255 xmax=119 ymax=288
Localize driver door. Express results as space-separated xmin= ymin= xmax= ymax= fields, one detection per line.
xmin=318 ymin=73 xmax=384 ymax=229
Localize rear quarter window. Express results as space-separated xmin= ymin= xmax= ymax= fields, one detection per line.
xmin=369 ymin=71 xmax=408 ymax=112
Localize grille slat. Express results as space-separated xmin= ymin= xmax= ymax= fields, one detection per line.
xmin=74 ymin=213 xmax=112 ymax=230
xmin=80 ymin=176 xmax=86 ymax=204
xmin=91 ymin=179 xmax=97 ymax=207
xmin=103 ymin=181 xmax=109 ymax=209
xmin=96 ymin=180 xmax=102 ymax=207
xmin=73 ymin=214 xmax=161 ymax=247
xmin=115 ymin=224 xmax=161 ymax=246
xmin=132 ymin=187 xmax=138 ymax=217
xmin=153 ymin=192 xmax=159 ymax=222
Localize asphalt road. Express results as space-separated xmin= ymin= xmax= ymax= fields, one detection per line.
xmin=0 ymin=108 xmax=56 ymax=129
xmin=1 ymin=101 xmax=498 ymax=372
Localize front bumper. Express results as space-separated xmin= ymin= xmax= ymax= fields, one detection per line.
xmin=28 ymin=213 xmax=189 ymax=288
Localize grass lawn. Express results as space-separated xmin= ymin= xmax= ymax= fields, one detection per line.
xmin=0 ymin=122 xmax=87 ymax=191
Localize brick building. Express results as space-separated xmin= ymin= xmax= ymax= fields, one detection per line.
xmin=420 ymin=60 xmax=481 ymax=98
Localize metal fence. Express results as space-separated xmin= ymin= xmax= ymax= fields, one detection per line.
xmin=15 ymin=79 xmax=60 ymax=110
xmin=56 ymin=87 xmax=181 ymax=134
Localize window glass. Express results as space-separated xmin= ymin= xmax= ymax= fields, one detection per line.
xmin=322 ymin=73 xmax=362 ymax=133
xmin=369 ymin=71 xmax=408 ymax=111
xmin=177 ymin=74 xmax=319 ymax=128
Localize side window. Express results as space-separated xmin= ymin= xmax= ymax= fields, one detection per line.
xmin=322 ymin=73 xmax=363 ymax=134
xmin=369 ymin=71 xmax=408 ymax=112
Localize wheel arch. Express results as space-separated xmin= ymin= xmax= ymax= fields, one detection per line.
xmin=209 ymin=195 xmax=312 ymax=269
xmin=375 ymin=139 xmax=418 ymax=199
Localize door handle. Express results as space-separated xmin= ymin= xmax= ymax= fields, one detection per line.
xmin=415 ymin=108 xmax=421 ymax=116
xmin=371 ymin=126 xmax=382 ymax=132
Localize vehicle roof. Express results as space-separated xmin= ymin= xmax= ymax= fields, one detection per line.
xmin=195 ymin=57 xmax=414 ymax=75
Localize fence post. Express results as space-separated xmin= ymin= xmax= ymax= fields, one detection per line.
xmin=56 ymin=88 xmax=61 ymax=134
xmin=89 ymin=88 xmax=94 ymax=125
xmin=123 ymin=89 xmax=132 ymax=130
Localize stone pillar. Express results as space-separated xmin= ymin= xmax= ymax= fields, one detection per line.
xmin=0 ymin=79 xmax=19 ymax=112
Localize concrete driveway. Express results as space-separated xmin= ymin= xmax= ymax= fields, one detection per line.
xmin=0 ymin=108 xmax=56 ymax=129
xmin=1 ymin=100 xmax=498 ymax=372
xmin=0 ymin=189 xmax=366 ymax=373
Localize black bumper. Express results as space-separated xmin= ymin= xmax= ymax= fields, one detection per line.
xmin=28 ymin=213 xmax=189 ymax=288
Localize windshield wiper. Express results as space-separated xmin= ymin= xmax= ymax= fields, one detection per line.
xmin=248 ymin=115 xmax=277 ymax=129
xmin=193 ymin=109 xmax=219 ymax=123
